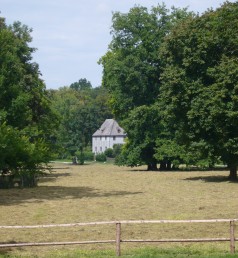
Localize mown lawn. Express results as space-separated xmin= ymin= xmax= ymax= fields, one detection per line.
xmin=0 ymin=162 xmax=237 ymax=257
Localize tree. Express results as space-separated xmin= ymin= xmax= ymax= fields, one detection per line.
xmin=0 ymin=123 xmax=50 ymax=188
xmin=117 ymin=105 xmax=161 ymax=170
xmin=159 ymin=2 xmax=238 ymax=179
xmin=100 ymin=4 xmax=192 ymax=170
xmin=0 ymin=21 xmax=50 ymax=127
xmin=0 ymin=17 xmax=58 ymax=186
xmin=70 ymin=78 xmax=92 ymax=91
xmin=50 ymin=87 xmax=82 ymax=157
xmin=154 ymin=139 xmax=186 ymax=170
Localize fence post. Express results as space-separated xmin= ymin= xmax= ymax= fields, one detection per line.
xmin=116 ymin=222 xmax=121 ymax=256
xmin=230 ymin=220 xmax=235 ymax=254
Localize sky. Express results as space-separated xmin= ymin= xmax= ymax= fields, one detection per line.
xmin=1 ymin=0 xmax=235 ymax=89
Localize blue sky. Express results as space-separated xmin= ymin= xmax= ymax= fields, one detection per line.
xmin=1 ymin=0 xmax=234 ymax=89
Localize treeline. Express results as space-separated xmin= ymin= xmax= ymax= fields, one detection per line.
xmin=100 ymin=1 xmax=238 ymax=180
xmin=47 ymin=79 xmax=112 ymax=159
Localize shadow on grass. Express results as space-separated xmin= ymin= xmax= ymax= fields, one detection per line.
xmin=127 ymin=166 xmax=230 ymax=173
xmin=128 ymin=169 xmax=151 ymax=172
xmin=39 ymin=172 xmax=71 ymax=183
xmin=0 ymin=185 xmax=143 ymax=206
xmin=184 ymin=175 xmax=238 ymax=183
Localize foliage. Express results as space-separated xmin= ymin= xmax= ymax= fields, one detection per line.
xmin=100 ymin=4 xmax=192 ymax=119
xmin=0 ymin=20 xmax=58 ymax=133
xmin=95 ymin=153 xmax=107 ymax=162
xmin=118 ymin=105 xmax=161 ymax=170
xmin=155 ymin=139 xmax=186 ymax=169
xmin=50 ymin=85 xmax=113 ymax=158
xmin=75 ymin=149 xmax=84 ymax=165
xmin=0 ymin=123 xmax=50 ymax=188
xmin=112 ymin=144 xmax=122 ymax=158
xmin=104 ymin=148 xmax=114 ymax=158
xmin=0 ymin=17 xmax=57 ymax=187
xmin=101 ymin=146 xmax=123 ymax=161
xmin=159 ymin=1 xmax=238 ymax=179
xmin=100 ymin=4 xmax=192 ymax=170
xmin=83 ymin=151 xmax=94 ymax=161
xmin=70 ymin=78 xmax=92 ymax=91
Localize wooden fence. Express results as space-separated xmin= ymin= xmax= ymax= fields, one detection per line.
xmin=0 ymin=219 xmax=237 ymax=256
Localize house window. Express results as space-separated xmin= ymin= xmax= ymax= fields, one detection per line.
xmin=113 ymin=136 xmax=116 ymax=140
xmin=100 ymin=147 xmax=102 ymax=152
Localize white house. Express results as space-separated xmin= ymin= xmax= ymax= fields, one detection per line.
xmin=92 ymin=119 xmax=126 ymax=154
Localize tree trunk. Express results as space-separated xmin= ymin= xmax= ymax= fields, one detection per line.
xmin=159 ymin=161 xmax=166 ymax=171
xmin=166 ymin=161 xmax=172 ymax=170
xmin=147 ymin=162 xmax=158 ymax=171
xmin=229 ymin=166 xmax=237 ymax=181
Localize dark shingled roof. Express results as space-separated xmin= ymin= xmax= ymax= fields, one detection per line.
xmin=93 ymin=119 xmax=126 ymax=137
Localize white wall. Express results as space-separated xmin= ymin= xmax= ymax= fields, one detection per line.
xmin=92 ymin=136 xmax=125 ymax=154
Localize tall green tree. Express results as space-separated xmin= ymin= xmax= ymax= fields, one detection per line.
xmin=0 ymin=17 xmax=58 ymax=186
xmin=70 ymin=78 xmax=92 ymax=91
xmin=0 ymin=20 xmax=55 ymax=130
xmin=159 ymin=1 xmax=238 ymax=179
xmin=100 ymin=4 xmax=192 ymax=170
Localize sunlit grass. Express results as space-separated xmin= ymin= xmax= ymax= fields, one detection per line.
xmin=0 ymin=163 xmax=237 ymax=257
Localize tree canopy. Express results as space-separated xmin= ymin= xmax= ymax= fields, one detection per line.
xmin=100 ymin=1 xmax=238 ymax=178
xmin=117 ymin=105 xmax=161 ymax=170
xmin=70 ymin=78 xmax=92 ymax=91
xmin=100 ymin=4 xmax=192 ymax=170
xmin=159 ymin=1 xmax=238 ymax=179
xmin=0 ymin=17 xmax=58 ymax=187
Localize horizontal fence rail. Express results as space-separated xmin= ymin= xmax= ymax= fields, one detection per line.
xmin=0 ymin=219 xmax=237 ymax=256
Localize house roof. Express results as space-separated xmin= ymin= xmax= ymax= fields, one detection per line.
xmin=93 ymin=119 xmax=126 ymax=137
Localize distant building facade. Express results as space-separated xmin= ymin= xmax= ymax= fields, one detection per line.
xmin=92 ymin=119 xmax=126 ymax=154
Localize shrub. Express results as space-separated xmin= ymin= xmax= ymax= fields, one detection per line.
xmin=113 ymin=144 xmax=122 ymax=158
xmin=78 ymin=152 xmax=85 ymax=165
xmin=83 ymin=151 xmax=94 ymax=161
xmin=0 ymin=123 xmax=50 ymax=188
xmin=104 ymin=148 xmax=114 ymax=158
xmin=95 ymin=153 xmax=107 ymax=162
xmin=75 ymin=150 xmax=85 ymax=165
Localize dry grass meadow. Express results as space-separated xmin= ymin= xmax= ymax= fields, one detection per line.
xmin=0 ymin=162 xmax=238 ymax=257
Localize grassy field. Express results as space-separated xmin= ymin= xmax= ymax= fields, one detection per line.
xmin=0 ymin=162 xmax=238 ymax=257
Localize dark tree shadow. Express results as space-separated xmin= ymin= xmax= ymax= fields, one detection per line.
xmin=50 ymin=166 xmax=71 ymax=169
xmin=126 ymin=168 xmax=159 ymax=172
xmin=184 ymin=175 xmax=238 ymax=183
xmin=126 ymin=166 xmax=230 ymax=173
xmin=39 ymin=172 xmax=71 ymax=183
xmin=0 ymin=247 xmax=14 ymax=256
xmin=127 ymin=169 xmax=150 ymax=172
xmin=0 ymin=185 xmax=143 ymax=206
